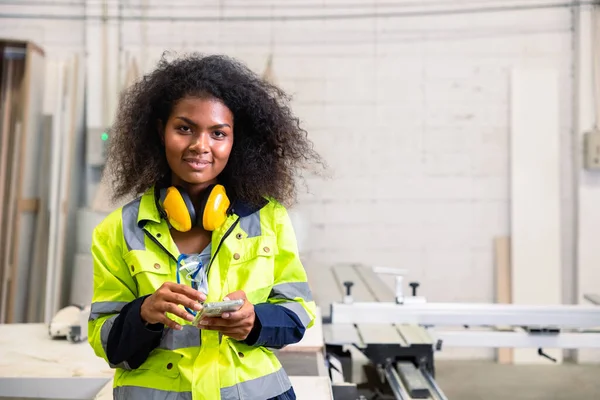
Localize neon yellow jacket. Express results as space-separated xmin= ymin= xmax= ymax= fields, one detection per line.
xmin=88 ymin=187 xmax=316 ymax=400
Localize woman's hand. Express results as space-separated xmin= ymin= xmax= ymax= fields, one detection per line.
xmin=198 ymin=290 xmax=255 ymax=341
xmin=140 ymin=282 xmax=206 ymax=330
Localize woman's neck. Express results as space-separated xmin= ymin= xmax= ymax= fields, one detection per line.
xmin=170 ymin=175 xmax=217 ymax=204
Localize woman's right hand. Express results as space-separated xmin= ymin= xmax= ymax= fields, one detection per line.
xmin=140 ymin=282 xmax=206 ymax=330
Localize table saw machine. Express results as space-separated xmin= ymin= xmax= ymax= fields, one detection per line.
xmin=320 ymin=264 xmax=600 ymax=400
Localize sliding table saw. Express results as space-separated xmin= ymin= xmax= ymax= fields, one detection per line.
xmin=320 ymin=264 xmax=600 ymax=400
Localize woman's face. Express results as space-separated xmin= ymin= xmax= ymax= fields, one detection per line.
xmin=162 ymin=96 xmax=234 ymax=193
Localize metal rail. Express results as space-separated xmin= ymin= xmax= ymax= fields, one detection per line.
xmin=331 ymin=302 xmax=600 ymax=329
xmin=384 ymin=362 xmax=449 ymax=400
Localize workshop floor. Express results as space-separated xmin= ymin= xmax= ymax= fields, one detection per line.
xmin=434 ymin=360 xmax=600 ymax=400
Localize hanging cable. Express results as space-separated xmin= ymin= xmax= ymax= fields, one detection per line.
xmin=1 ymin=1 xmax=599 ymax=22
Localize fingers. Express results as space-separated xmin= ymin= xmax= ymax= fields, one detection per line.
xmin=197 ymin=316 xmax=234 ymax=328
xmin=221 ymin=297 xmax=252 ymax=320
xmin=223 ymin=290 xmax=247 ymax=301
xmin=167 ymin=282 xmax=207 ymax=302
xmin=157 ymin=314 xmax=183 ymax=331
xmin=199 ymin=308 xmax=253 ymax=329
xmin=163 ymin=291 xmax=203 ymax=313
xmin=161 ymin=301 xmax=196 ymax=323
xmin=221 ymin=307 xmax=250 ymax=321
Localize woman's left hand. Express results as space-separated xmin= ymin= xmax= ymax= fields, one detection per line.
xmin=198 ymin=290 xmax=256 ymax=341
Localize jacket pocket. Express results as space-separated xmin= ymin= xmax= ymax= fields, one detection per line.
xmin=226 ymin=236 xmax=277 ymax=303
xmin=124 ymin=250 xmax=171 ymax=296
xmin=136 ymin=349 xmax=183 ymax=379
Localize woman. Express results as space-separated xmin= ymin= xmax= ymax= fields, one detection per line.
xmin=88 ymin=53 xmax=323 ymax=400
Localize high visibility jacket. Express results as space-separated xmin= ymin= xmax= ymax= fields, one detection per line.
xmin=88 ymin=187 xmax=316 ymax=400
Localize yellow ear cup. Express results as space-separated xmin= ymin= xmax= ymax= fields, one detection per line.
xmin=202 ymin=184 xmax=230 ymax=231
xmin=162 ymin=187 xmax=194 ymax=232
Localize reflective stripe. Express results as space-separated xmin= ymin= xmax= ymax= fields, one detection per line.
xmin=270 ymin=282 xmax=313 ymax=302
xmin=123 ymin=198 xmax=145 ymax=251
xmin=89 ymin=301 xmax=128 ymax=321
xmin=279 ymin=301 xmax=312 ymax=328
xmin=240 ymin=211 xmax=261 ymax=238
xmin=100 ymin=315 xmax=132 ymax=370
xmin=220 ymin=367 xmax=291 ymax=400
xmin=113 ymin=386 xmax=192 ymax=400
xmin=159 ymin=325 xmax=201 ymax=350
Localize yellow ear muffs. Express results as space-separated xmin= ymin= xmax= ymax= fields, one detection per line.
xmin=161 ymin=186 xmax=197 ymax=232
xmin=199 ymin=184 xmax=230 ymax=231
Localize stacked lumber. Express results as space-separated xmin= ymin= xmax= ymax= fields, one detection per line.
xmin=0 ymin=40 xmax=46 ymax=324
xmin=0 ymin=40 xmax=84 ymax=324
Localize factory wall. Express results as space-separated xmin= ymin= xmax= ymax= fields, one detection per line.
xmin=1 ymin=0 xmax=598 ymax=360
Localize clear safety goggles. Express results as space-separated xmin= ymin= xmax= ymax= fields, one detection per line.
xmin=176 ymin=254 xmax=209 ymax=307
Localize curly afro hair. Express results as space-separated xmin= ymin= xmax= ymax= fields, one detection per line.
xmin=105 ymin=52 xmax=323 ymax=208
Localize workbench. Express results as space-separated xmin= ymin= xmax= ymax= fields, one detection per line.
xmin=0 ymin=308 xmax=332 ymax=400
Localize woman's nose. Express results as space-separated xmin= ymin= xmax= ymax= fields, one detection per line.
xmin=190 ymin=132 xmax=209 ymax=152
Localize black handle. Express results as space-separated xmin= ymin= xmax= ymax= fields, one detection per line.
xmin=537 ymin=348 xmax=557 ymax=363
xmin=343 ymin=281 xmax=354 ymax=296
xmin=409 ymin=282 xmax=420 ymax=296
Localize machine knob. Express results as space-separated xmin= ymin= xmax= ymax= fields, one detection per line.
xmin=409 ymin=282 xmax=420 ymax=296
xmin=343 ymin=281 xmax=354 ymax=296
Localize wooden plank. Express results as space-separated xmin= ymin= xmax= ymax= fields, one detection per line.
xmin=290 ymin=376 xmax=334 ymax=400
xmin=331 ymin=263 xmax=377 ymax=302
xmin=396 ymin=325 xmax=434 ymax=346
xmin=50 ymin=55 xmax=79 ymax=319
xmin=494 ymin=236 xmax=513 ymax=364
xmin=584 ymin=294 xmax=600 ymax=305
xmin=0 ymin=49 xmax=15 ymax=320
xmin=26 ymin=115 xmax=52 ymax=322
xmin=43 ymin=60 xmax=65 ymax=323
xmin=356 ymin=324 xmax=405 ymax=345
xmin=332 ymin=264 xmax=390 ymax=346
xmin=510 ymin=68 xmax=562 ymax=364
xmin=7 ymin=43 xmax=45 ymax=323
xmin=353 ymin=264 xmax=395 ymax=302
xmin=307 ymin=264 xmax=343 ymax=320
xmin=0 ymin=122 xmax=21 ymax=323
xmin=322 ymin=323 xmax=364 ymax=347
xmin=17 ymin=198 xmax=39 ymax=212
xmin=6 ymin=42 xmax=33 ymax=323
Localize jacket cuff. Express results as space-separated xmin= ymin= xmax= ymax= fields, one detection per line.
xmin=242 ymin=303 xmax=305 ymax=348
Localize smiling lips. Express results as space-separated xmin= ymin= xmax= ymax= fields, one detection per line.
xmin=183 ymin=158 xmax=211 ymax=171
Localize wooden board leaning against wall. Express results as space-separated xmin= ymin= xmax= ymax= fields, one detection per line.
xmin=0 ymin=40 xmax=46 ymax=324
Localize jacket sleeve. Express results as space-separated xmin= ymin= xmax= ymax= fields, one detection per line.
xmin=243 ymin=203 xmax=317 ymax=349
xmin=88 ymin=221 xmax=163 ymax=369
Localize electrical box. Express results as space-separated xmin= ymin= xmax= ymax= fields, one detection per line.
xmin=583 ymin=130 xmax=600 ymax=170
xmin=86 ymin=126 xmax=109 ymax=166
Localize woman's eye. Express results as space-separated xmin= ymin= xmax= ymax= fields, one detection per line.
xmin=178 ymin=126 xmax=191 ymax=133
xmin=214 ymin=131 xmax=225 ymax=138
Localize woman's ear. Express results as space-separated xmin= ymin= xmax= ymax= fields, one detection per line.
xmin=157 ymin=120 xmax=165 ymax=144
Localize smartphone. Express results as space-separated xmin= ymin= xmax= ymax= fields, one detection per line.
xmin=193 ymin=299 xmax=244 ymax=326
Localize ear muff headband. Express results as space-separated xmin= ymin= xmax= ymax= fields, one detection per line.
xmin=160 ymin=184 xmax=230 ymax=232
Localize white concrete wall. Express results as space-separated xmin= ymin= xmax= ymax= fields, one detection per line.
xmin=1 ymin=1 xmax=594 ymax=347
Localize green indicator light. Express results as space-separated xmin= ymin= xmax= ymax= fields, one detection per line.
xmin=101 ymin=132 xmax=109 ymax=141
